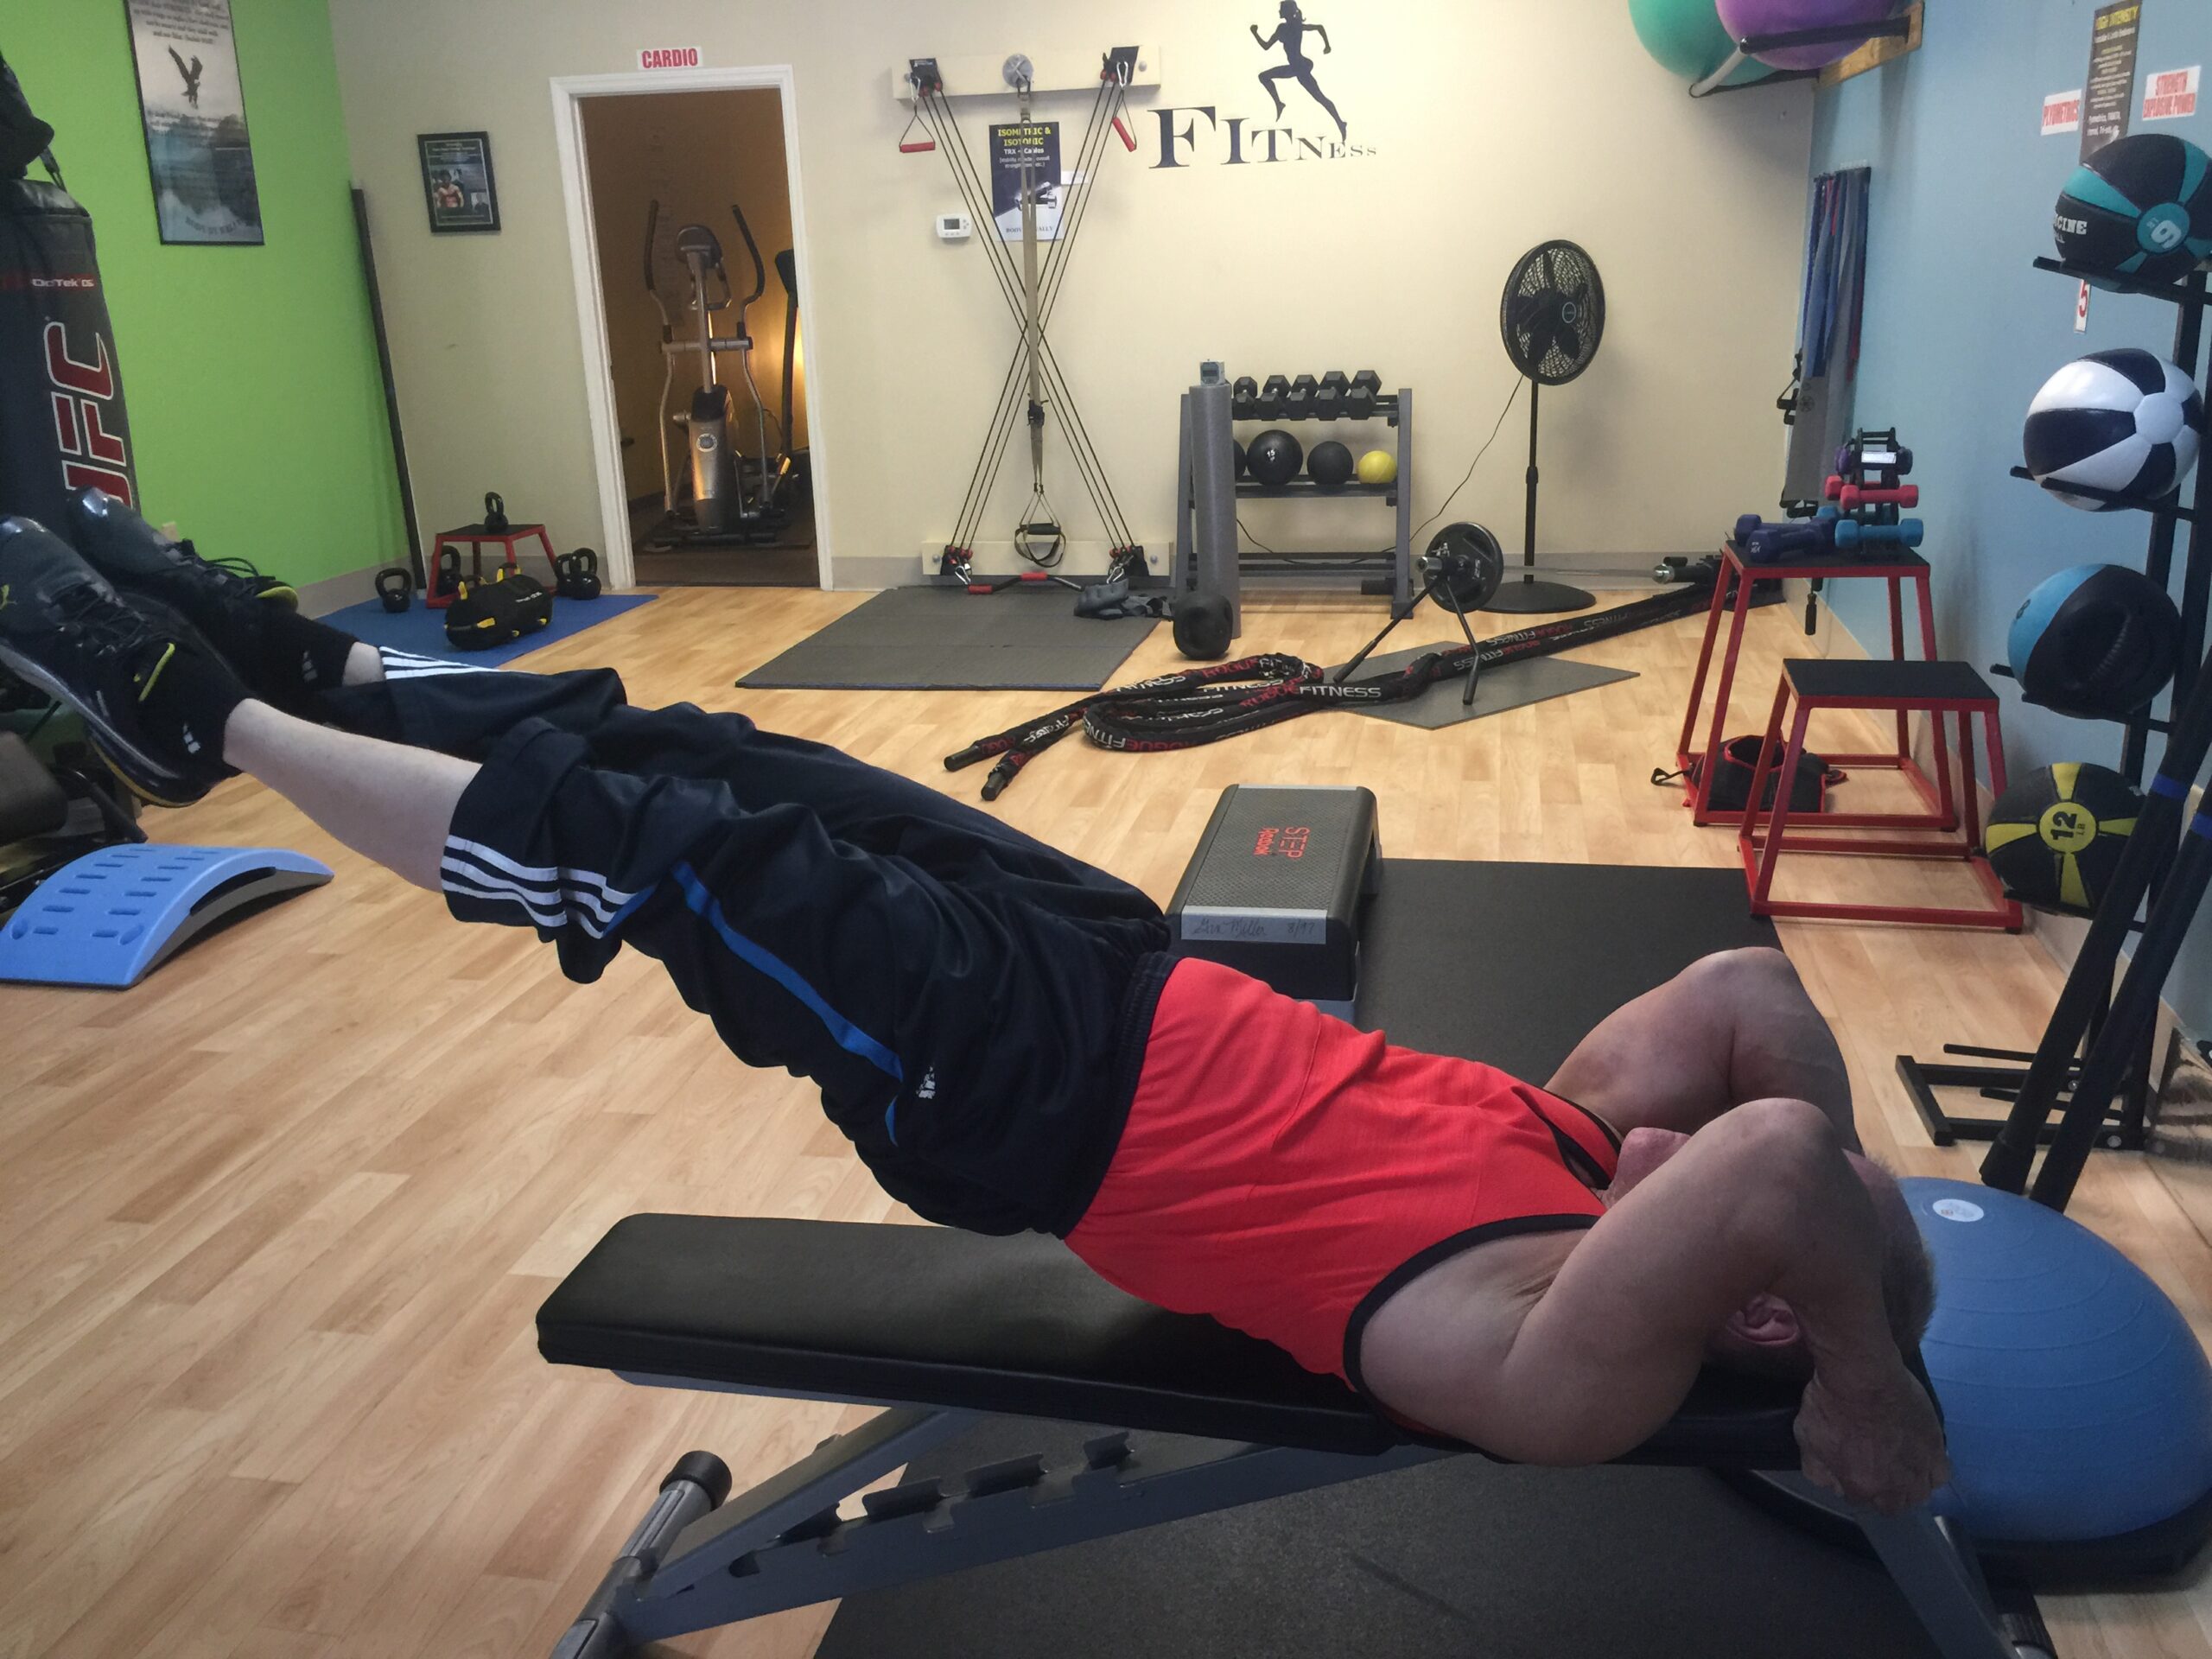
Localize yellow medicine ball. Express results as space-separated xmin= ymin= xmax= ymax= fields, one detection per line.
xmin=1355 ymin=449 xmax=1397 ymax=486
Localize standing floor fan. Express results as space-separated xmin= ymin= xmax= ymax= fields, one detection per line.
xmin=1492 ymin=239 xmax=1606 ymax=613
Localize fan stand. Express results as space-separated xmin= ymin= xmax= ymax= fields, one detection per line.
xmin=1484 ymin=379 xmax=1595 ymax=614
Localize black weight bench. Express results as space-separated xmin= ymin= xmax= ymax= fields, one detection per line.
xmin=534 ymin=861 xmax=2035 ymax=1659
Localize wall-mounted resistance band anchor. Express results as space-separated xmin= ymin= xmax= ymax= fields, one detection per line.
xmin=899 ymin=59 xmax=943 ymax=152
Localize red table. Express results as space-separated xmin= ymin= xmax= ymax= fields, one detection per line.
xmin=428 ymin=522 xmax=558 ymax=610
xmin=1675 ymin=541 xmax=1951 ymax=829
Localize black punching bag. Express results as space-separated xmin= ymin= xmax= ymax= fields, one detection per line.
xmin=0 ymin=53 xmax=139 ymax=527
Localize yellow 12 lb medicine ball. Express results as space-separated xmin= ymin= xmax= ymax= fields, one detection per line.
xmin=1984 ymin=762 xmax=2140 ymax=912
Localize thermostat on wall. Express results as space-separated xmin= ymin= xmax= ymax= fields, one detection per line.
xmin=936 ymin=212 xmax=972 ymax=242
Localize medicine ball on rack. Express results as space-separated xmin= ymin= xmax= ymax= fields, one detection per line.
xmin=2024 ymin=350 xmax=2203 ymax=510
xmin=1233 ymin=439 xmax=1249 ymax=480
xmin=2007 ymin=563 xmax=2182 ymax=719
xmin=1307 ymin=440 xmax=1355 ymax=490
xmin=1985 ymin=763 xmax=2142 ymax=912
xmin=2056 ymin=133 xmax=2212 ymax=288
xmin=1172 ymin=591 xmax=1234 ymax=660
xmin=1245 ymin=429 xmax=1303 ymax=486
xmin=1356 ymin=448 xmax=1397 ymax=486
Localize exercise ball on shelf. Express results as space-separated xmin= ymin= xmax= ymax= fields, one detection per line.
xmin=1628 ymin=0 xmax=1770 ymax=86
xmin=2056 ymin=132 xmax=2212 ymax=289
xmin=2024 ymin=349 xmax=2203 ymax=512
xmin=1715 ymin=0 xmax=1897 ymax=71
xmin=1245 ymin=429 xmax=1303 ymax=486
xmin=1904 ymin=1178 xmax=2212 ymax=1546
xmin=2007 ymin=563 xmax=2182 ymax=720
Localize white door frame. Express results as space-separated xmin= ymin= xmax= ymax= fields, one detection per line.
xmin=550 ymin=65 xmax=830 ymax=590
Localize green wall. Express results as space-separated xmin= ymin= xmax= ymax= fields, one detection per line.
xmin=5 ymin=0 xmax=402 ymax=590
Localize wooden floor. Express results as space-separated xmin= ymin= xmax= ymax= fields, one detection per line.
xmin=5 ymin=584 xmax=2210 ymax=1659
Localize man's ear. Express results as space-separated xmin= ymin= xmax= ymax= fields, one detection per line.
xmin=1723 ymin=1293 xmax=1802 ymax=1349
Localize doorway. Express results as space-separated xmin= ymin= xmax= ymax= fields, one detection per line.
xmin=553 ymin=69 xmax=826 ymax=588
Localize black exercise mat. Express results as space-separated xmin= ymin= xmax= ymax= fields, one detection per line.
xmin=738 ymin=586 xmax=1156 ymax=690
xmin=817 ymin=1414 xmax=1937 ymax=1659
xmin=1328 ymin=641 xmax=1637 ymax=730
xmin=1357 ymin=860 xmax=1773 ymax=1082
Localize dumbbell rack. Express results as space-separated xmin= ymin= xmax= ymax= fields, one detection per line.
xmin=1897 ymin=262 xmax=2212 ymax=1188
xmin=1173 ymin=382 xmax=1415 ymax=617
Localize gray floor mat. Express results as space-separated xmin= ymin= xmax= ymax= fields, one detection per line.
xmin=739 ymin=586 xmax=1155 ymax=690
xmin=1329 ymin=640 xmax=1636 ymax=728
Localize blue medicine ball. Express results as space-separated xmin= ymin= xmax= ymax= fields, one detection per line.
xmin=2008 ymin=563 xmax=2181 ymax=719
xmin=1905 ymin=1178 xmax=2212 ymax=1544
xmin=2056 ymin=132 xmax=2212 ymax=288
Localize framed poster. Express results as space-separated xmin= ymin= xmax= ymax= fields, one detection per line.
xmin=417 ymin=131 xmax=500 ymax=234
xmin=123 ymin=0 xmax=263 ymax=245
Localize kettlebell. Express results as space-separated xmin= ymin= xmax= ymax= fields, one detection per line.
xmin=433 ymin=545 xmax=463 ymax=601
xmin=482 ymin=491 xmax=509 ymax=534
xmin=1172 ymin=592 xmax=1234 ymax=661
xmin=375 ymin=567 xmax=414 ymax=613
xmin=555 ymin=547 xmax=602 ymax=601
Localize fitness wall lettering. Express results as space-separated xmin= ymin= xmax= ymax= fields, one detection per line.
xmin=1153 ymin=4 xmax=1376 ymax=168
xmin=44 ymin=320 xmax=133 ymax=507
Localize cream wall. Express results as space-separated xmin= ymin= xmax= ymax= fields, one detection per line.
xmin=326 ymin=0 xmax=1815 ymax=588
xmin=582 ymin=87 xmax=804 ymax=507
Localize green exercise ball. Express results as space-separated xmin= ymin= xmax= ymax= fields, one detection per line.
xmin=1628 ymin=0 xmax=1770 ymax=86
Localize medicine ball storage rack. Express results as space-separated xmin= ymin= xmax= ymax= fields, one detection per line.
xmin=1172 ymin=375 xmax=1416 ymax=631
xmin=1899 ymin=260 xmax=2212 ymax=1193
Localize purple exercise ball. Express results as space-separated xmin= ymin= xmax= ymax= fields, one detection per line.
xmin=1715 ymin=0 xmax=1897 ymax=70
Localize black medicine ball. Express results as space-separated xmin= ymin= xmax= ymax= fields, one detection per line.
xmin=1986 ymin=763 xmax=2141 ymax=912
xmin=1173 ymin=592 xmax=1234 ymax=660
xmin=2007 ymin=563 xmax=2182 ymax=719
xmin=1245 ymin=429 xmax=1304 ymax=486
xmin=1307 ymin=440 xmax=1356 ymax=490
xmin=2056 ymin=132 xmax=2212 ymax=288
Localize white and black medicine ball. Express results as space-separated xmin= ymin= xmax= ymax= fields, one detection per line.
xmin=2024 ymin=349 xmax=2203 ymax=511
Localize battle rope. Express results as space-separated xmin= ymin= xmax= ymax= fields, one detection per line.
xmin=946 ymin=576 xmax=1770 ymax=800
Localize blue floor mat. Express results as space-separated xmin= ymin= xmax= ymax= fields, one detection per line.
xmin=318 ymin=592 xmax=657 ymax=669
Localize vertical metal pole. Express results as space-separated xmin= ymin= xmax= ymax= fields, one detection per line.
xmin=1395 ymin=388 xmax=1414 ymax=617
xmin=1522 ymin=379 xmax=1541 ymax=580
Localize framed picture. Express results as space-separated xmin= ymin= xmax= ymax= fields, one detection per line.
xmin=123 ymin=0 xmax=263 ymax=245
xmin=417 ymin=131 xmax=500 ymax=234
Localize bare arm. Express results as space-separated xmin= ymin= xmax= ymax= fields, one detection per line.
xmin=1250 ymin=24 xmax=1278 ymax=47
xmin=1362 ymin=1099 xmax=1948 ymax=1512
xmin=1311 ymin=24 xmax=1332 ymax=53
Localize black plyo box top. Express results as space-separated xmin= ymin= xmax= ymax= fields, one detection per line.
xmin=1167 ymin=785 xmax=1376 ymax=1001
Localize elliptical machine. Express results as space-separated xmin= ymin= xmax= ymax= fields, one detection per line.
xmin=643 ymin=199 xmax=787 ymax=546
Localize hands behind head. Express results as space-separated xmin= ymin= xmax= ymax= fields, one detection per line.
xmin=1794 ymin=1363 xmax=1951 ymax=1515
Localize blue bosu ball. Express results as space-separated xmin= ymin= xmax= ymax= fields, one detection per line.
xmin=1904 ymin=1177 xmax=2212 ymax=1543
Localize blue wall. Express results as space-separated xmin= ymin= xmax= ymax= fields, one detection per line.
xmin=1809 ymin=0 xmax=2212 ymax=1027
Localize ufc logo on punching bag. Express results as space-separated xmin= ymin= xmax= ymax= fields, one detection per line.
xmin=45 ymin=321 xmax=132 ymax=506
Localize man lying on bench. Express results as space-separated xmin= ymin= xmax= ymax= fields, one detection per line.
xmin=2 ymin=497 xmax=1945 ymax=1513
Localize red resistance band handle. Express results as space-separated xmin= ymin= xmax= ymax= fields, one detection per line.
xmin=899 ymin=139 xmax=937 ymax=154
xmin=1112 ymin=114 xmax=1135 ymax=152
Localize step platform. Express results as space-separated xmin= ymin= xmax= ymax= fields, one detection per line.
xmin=1166 ymin=785 xmax=1378 ymax=1018
xmin=0 ymin=843 xmax=332 ymax=988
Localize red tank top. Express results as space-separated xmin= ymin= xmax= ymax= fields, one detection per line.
xmin=1067 ymin=958 xmax=1619 ymax=1387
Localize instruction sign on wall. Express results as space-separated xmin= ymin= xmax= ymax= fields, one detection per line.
xmin=2082 ymin=3 xmax=2142 ymax=157
xmin=989 ymin=121 xmax=1066 ymax=241
xmin=2144 ymin=67 xmax=2202 ymax=121
xmin=2043 ymin=89 xmax=2083 ymax=135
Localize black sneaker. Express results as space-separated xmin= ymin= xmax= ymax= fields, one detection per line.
xmin=67 ymin=487 xmax=298 ymax=649
xmin=0 ymin=517 xmax=215 ymax=807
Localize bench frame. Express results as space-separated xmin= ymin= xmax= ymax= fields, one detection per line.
xmin=550 ymin=1375 xmax=2024 ymax=1659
